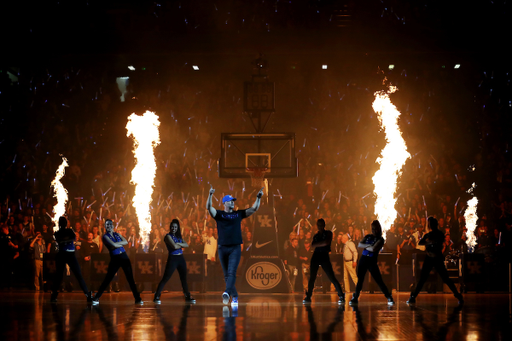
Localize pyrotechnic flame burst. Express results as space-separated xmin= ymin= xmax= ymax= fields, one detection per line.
xmin=372 ymin=85 xmax=410 ymax=238
xmin=126 ymin=111 xmax=161 ymax=252
xmin=464 ymin=182 xmax=478 ymax=251
xmin=51 ymin=156 xmax=69 ymax=232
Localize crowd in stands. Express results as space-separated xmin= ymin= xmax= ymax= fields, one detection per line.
xmin=1 ymin=51 xmax=512 ymax=292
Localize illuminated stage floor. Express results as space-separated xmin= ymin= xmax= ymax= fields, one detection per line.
xmin=0 ymin=292 xmax=510 ymax=340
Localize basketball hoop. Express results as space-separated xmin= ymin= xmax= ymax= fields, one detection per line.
xmin=246 ymin=167 xmax=269 ymax=188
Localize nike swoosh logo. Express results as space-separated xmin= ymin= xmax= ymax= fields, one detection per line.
xmin=255 ymin=240 xmax=273 ymax=248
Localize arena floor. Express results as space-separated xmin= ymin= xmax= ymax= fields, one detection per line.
xmin=0 ymin=292 xmax=510 ymax=340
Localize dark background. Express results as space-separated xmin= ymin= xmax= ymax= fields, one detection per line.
xmin=1 ymin=0 xmax=511 ymax=218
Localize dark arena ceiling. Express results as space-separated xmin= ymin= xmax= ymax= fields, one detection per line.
xmin=2 ymin=0 xmax=510 ymax=63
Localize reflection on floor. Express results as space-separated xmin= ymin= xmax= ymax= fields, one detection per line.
xmin=0 ymin=292 xmax=510 ymax=340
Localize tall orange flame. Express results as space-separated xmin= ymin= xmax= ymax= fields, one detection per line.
xmin=464 ymin=183 xmax=478 ymax=251
xmin=372 ymin=85 xmax=410 ymax=238
xmin=126 ymin=111 xmax=161 ymax=251
xmin=51 ymin=156 xmax=69 ymax=232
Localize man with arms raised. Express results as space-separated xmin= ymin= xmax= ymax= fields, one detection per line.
xmin=207 ymin=185 xmax=263 ymax=307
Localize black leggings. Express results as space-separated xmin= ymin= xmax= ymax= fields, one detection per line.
xmin=95 ymin=252 xmax=140 ymax=299
xmin=307 ymin=252 xmax=344 ymax=297
xmin=52 ymin=252 xmax=89 ymax=296
xmin=354 ymin=255 xmax=391 ymax=298
xmin=412 ymin=256 xmax=460 ymax=297
xmin=155 ymin=254 xmax=190 ymax=298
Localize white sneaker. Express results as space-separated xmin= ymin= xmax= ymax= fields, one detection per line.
xmin=231 ymin=297 xmax=238 ymax=307
xmin=222 ymin=292 xmax=230 ymax=305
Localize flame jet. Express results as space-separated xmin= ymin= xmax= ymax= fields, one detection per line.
xmin=464 ymin=183 xmax=478 ymax=251
xmin=126 ymin=111 xmax=161 ymax=252
xmin=372 ymin=85 xmax=411 ymax=238
xmin=51 ymin=156 xmax=69 ymax=232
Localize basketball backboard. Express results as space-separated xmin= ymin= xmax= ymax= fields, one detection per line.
xmin=218 ymin=133 xmax=298 ymax=178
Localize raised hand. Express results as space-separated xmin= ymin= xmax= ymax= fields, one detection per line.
xmin=257 ymin=187 xmax=264 ymax=198
xmin=209 ymin=184 xmax=215 ymax=196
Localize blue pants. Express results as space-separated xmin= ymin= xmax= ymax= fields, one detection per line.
xmin=218 ymin=245 xmax=241 ymax=298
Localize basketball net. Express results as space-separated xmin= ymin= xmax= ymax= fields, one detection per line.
xmin=247 ymin=167 xmax=268 ymax=188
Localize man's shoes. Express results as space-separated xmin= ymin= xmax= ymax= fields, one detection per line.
xmin=86 ymin=291 xmax=94 ymax=303
xmin=153 ymin=296 xmax=161 ymax=304
xmin=91 ymin=298 xmax=99 ymax=305
xmin=185 ymin=294 xmax=196 ymax=303
xmin=222 ymin=292 xmax=230 ymax=305
xmin=135 ymin=298 xmax=144 ymax=305
xmin=455 ymin=293 xmax=464 ymax=306
xmin=349 ymin=294 xmax=358 ymax=306
xmin=387 ymin=295 xmax=395 ymax=306
xmin=231 ymin=297 xmax=238 ymax=307
xmin=406 ymin=295 xmax=416 ymax=304
xmin=338 ymin=294 xmax=345 ymax=305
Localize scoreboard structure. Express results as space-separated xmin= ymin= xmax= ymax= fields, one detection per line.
xmin=244 ymin=78 xmax=275 ymax=112
xmin=219 ymin=56 xmax=297 ymax=182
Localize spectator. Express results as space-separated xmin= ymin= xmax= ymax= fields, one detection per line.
xmin=398 ymin=228 xmax=415 ymax=261
xmin=347 ymin=225 xmax=354 ymax=239
xmin=150 ymin=229 xmax=164 ymax=254
xmin=203 ymin=228 xmax=217 ymax=262
xmin=353 ymin=229 xmax=362 ymax=246
xmin=490 ymin=228 xmax=500 ymax=248
xmin=82 ymin=232 xmax=99 ymax=283
xmin=75 ymin=222 xmax=86 ymax=242
xmin=242 ymin=231 xmax=253 ymax=260
xmin=284 ymin=232 xmax=298 ymax=251
xmin=203 ymin=227 xmax=218 ymax=289
xmin=438 ymin=218 xmax=450 ymax=236
xmin=28 ymin=232 xmax=46 ymax=291
xmin=90 ymin=225 xmax=100 ymax=247
xmin=299 ymin=242 xmax=312 ymax=292
xmin=476 ymin=222 xmax=491 ymax=250
xmin=126 ymin=227 xmax=139 ymax=256
xmin=341 ymin=234 xmax=358 ymax=293
xmin=41 ymin=224 xmax=53 ymax=252
xmin=384 ymin=225 xmax=398 ymax=254
xmin=284 ymin=238 xmax=300 ymax=292
xmin=442 ymin=234 xmax=454 ymax=256
xmin=189 ymin=234 xmax=204 ymax=254
xmin=334 ymin=233 xmax=344 ymax=254
xmin=412 ymin=224 xmax=426 ymax=252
